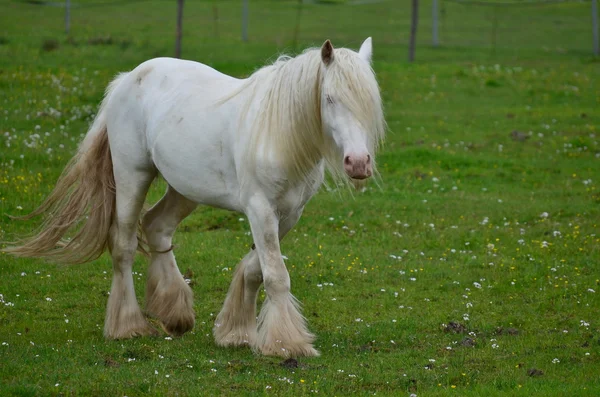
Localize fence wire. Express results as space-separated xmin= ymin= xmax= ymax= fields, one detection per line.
xmin=10 ymin=0 xmax=599 ymax=57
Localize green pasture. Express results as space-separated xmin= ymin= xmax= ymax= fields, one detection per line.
xmin=1 ymin=0 xmax=599 ymax=395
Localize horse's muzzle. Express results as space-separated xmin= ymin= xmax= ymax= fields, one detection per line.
xmin=344 ymin=153 xmax=372 ymax=180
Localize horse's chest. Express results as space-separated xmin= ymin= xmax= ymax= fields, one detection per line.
xmin=269 ymin=174 xmax=324 ymax=216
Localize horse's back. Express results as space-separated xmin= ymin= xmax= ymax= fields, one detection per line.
xmin=131 ymin=57 xmax=235 ymax=86
xmin=103 ymin=58 xmax=247 ymax=210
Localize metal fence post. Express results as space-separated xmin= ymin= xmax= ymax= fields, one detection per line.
xmin=432 ymin=0 xmax=439 ymax=47
xmin=593 ymin=0 xmax=599 ymax=56
xmin=175 ymin=0 xmax=184 ymax=58
xmin=409 ymin=0 xmax=419 ymax=62
xmin=65 ymin=0 xmax=71 ymax=35
xmin=242 ymin=0 xmax=249 ymax=42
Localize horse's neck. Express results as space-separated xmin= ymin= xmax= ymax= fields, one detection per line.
xmin=236 ymin=53 xmax=329 ymax=185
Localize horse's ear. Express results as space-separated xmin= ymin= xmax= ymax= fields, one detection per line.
xmin=358 ymin=37 xmax=373 ymax=64
xmin=321 ymin=40 xmax=334 ymax=66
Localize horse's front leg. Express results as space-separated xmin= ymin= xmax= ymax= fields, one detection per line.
xmin=245 ymin=199 xmax=318 ymax=358
xmin=214 ymin=209 xmax=304 ymax=349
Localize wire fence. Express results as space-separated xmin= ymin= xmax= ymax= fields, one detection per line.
xmin=437 ymin=0 xmax=598 ymax=55
xmin=8 ymin=0 xmax=600 ymax=58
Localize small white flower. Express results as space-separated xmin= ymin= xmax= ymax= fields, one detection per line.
xmin=540 ymin=212 xmax=549 ymax=218
xmin=552 ymin=358 xmax=560 ymax=364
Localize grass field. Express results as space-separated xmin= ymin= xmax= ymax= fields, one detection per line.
xmin=1 ymin=0 xmax=599 ymax=395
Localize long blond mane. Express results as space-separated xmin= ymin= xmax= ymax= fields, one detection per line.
xmin=236 ymin=46 xmax=385 ymax=185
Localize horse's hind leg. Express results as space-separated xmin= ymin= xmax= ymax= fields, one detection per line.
xmin=142 ymin=186 xmax=197 ymax=336
xmin=105 ymin=167 xmax=157 ymax=339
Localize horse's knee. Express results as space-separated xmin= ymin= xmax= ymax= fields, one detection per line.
xmin=263 ymin=270 xmax=290 ymax=296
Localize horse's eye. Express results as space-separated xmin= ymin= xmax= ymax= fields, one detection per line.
xmin=326 ymin=95 xmax=334 ymax=105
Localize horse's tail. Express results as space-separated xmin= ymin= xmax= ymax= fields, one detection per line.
xmin=3 ymin=73 xmax=129 ymax=264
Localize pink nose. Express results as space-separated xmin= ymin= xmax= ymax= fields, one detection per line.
xmin=344 ymin=153 xmax=372 ymax=180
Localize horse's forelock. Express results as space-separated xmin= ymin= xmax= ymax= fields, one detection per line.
xmin=323 ymin=49 xmax=385 ymax=151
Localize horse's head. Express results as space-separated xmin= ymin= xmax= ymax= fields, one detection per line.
xmin=319 ymin=38 xmax=384 ymax=181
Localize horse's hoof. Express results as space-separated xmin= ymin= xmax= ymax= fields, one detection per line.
xmin=213 ymin=324 xmax=256 ymax=347
xmin=255 ymin=341 xmax=320 ymax=358
xmin=160 ymin=315 xmax=195 ymax=336
xmin=105 ymin=322 xmax=159 ymax=340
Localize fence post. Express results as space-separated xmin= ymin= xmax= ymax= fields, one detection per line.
xmin=490 ymin=6 xmax=498 ymax=56
xmin=292 ymin=0 xmax=304 ymax=49
xmin=213 ymin=3 xmax=219 ymax=39
xmin=593 ymin=0 xmax=599 ymax=56
xmin=242 ymin=0 xmax=249 ymax=42
xmin=65 ymin=0 xmax=71 ymax=35
xmin=432 ymin=0 xmax=438 ymax=47
xmin=175 ymin=0 xmax=184 ymax=58
xmin=409 ymin=0 xmax=419 ymax=62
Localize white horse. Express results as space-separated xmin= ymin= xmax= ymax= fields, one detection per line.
xmin=5 ymin=38 xmax=385 ymax=357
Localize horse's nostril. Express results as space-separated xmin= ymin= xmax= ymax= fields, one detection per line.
xmin=366 ymin=154 xmax=371 ymax=164
xmin=344 ymin=155 xmax=352 ymax=165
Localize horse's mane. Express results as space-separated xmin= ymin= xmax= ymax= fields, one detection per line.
xmin=229 ymin=46 xmax=385 ymax=186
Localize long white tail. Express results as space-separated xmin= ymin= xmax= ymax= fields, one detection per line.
xmin=3 ymin=74 xmax=129 ymax=264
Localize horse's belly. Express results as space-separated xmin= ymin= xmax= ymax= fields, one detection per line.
xmin=152 ymin=131 xmax=242 ymax=212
